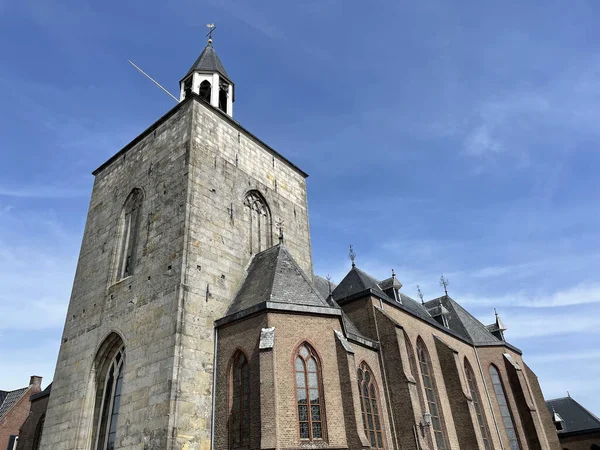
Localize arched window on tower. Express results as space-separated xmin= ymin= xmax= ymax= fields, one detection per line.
xmin=244 ymin=191 xmax=272 ymax=254
xmin=115 ymin=188 xmax=143 ymax=281
xmin=357 ymin=362 xmax=385 ymax=449
xmin=219 ymin=81 xmax=229 ymax=113
xmin=229 ymin=351 xmax=250 ymax=449
xmin=464 ymin=359 xmax=492 ymax=450
xmin=489 ymin=365 xmax=521 ymax=450
xmin=416 ymin=339 xmax=448 ymax=450
xmin=295 ymin=343 xmax=325 ymax=441
xmin=199 ymin=80 xmax=211 ymax=102
xmin=92 ymin=334 xmax=125 ymax=450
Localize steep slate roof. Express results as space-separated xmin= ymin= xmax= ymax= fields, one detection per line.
xmin=184 ymin=43 xmax=231 ymax=81
xmin=313 ymin=274 xmax=336 ymax=299
xmin=227 ymin=245 xmax=330 ymax=316
xmin=546 ymin=396 xmax=600 ymax=435
xmin=0 ymin=387 xmax=28 ymax=418
xmin=331 ymin=265 xmax=519 ymax=351
xmin=425 ymin=296 xmax=501 ymax=345
xmin=0 ymin=391 xmax=7 ymax=408
xmin=332 ymin=266 xmax=388 ymax=300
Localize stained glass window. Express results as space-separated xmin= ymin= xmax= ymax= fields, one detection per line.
xmin=357 ymin=362 xmax=384 ymax=449
xmin=464 ymin=360 xmax=492 ymax=450
xmin=489 ymin=365 xmax=521 ymax=450
xmin=230 ymin=351 xmax=250 ymax=449
xmin=417 ymin=340 xmax=447 ymax=450
xmin=295 ymin=344 xmax=325 ymax=441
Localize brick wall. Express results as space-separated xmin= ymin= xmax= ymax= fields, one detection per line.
xmin=16 ymin=389 xmax=50 ymax=450
xmin=0 ymin=378 xmax=42 ymax=450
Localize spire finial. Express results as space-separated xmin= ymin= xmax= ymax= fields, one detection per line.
xmin=206 ymin=23 xmax=216 ymax=45
xmin=349 ymin=245 xmax=356 ymax=267
xmin=392 ymin=269 xmax=396 ymax=279
xmin=276 ymin=219 xmax=285 ymax=244
xmin=567 ymin=391 xmax=571 ymax=398
xmin=439 ymin=274 xmax=449 ymax=296
xmin=326 ymin=274 xmax=333 ymax=295
xmin=416 ymin=284 xmax=424 ymax=305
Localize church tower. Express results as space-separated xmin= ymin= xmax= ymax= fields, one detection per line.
xmin=40 ymin=38 xmax=313 ymax=450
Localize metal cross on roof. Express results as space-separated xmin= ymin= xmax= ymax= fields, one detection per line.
xmin=416 ymin=284 xmax=425 ymax=305
xmin=275 ymin=219 xmax=285 ymax=243
xmin=349 ymin=244 xmax=356 ymax=267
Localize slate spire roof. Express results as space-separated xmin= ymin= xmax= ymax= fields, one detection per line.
xmin=546 ymin=396 xmax=600 ymax=435
xmin=331 ymin=265 xmax=389 ymax=300
xmin=183 ymin=41 xmax=231 ymax=82
xmin=226 ymin=244 xmax=330 ymax=316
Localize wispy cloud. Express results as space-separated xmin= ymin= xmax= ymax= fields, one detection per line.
xmin=0 ymin=185 xmax=87 ymax=199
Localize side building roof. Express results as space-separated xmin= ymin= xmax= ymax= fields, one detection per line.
xmin=0 ymin=387 xmax=28 ymax=418
xmin=332 ymin=265 xmax=521 ymax=352
xmin=546 ymin=396 xmax=600 ymax=436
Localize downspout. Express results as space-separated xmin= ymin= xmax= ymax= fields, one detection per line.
xmin=373 ymin=305 xmax=400 ymax=450
xmin=412 ymin=424 xmax=421 ymax=450
xmin=474 ymin=346 xmax=505 ymax=450
xmin=210 ymin=326 xmax=219 ymax=450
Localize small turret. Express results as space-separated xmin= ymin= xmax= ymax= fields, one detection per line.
xmin=180 ymin=36 xmax=234 ymax=117
xmin=486 ymin=308 xmax=507 ymax=340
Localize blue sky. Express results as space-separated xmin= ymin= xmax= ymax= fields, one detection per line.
xmin=1 ymin=0 xmax=599 ymax=414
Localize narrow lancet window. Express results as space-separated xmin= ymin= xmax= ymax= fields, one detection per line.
xmin=357 ymin=362 xmax=384 ymax=449
xmin=244 ymin=191 xmax=271 ymax=254
xmin=199 ymin=80 xmax=211 ymax=102
xmin=94 ymin=338 xmax=125 ymax=450
xmin=295 ymin=343 xmax=325 ymax=441
xmin=230 ymin=351 xmax=250 ymax=449
xmin=489 ymin=365 xmax=521 ymax=450
xmin=417 ymin=339 xmax=447 ymax=450
xmin=465 ymin=359 xmax=492 ymax=450
xmin=116 ymin=189 xmax=143 ymax=280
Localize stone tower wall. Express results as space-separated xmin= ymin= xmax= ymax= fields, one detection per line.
xmin=171 ymin=98 xmax=313 ymax=449
xmin=40 ymin=101 xmax=194 ymax=450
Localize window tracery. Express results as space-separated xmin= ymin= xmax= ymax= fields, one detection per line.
xmin=93 ymin=336 xmax=125 ymax=450
xmin=244 ymin=191 xmax=271 ymax=254
xmin=357 ymin=362 xmax=384 ymax=449
xmin=295 ymin=343 xmax=325 ymax=441
xmin=115 ymin=188 xmax=143 ymax=280
xmin=416 ymin=339 xmax=447 ymax=450
xmin=464 ymin=359 xmax=492 ymax=450
xmin=489 ymin=365 xmax=521 ymax=450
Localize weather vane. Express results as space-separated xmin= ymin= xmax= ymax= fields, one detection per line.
xmin=416 ymin=284 xmax=424 ymax=305
xmin=349 ymin=244 xmax=356 ymax=267
xmin=439 ymin=274 xmax=449 ymax=296
xmin=206 ymin=23 xmax=216 ymax=43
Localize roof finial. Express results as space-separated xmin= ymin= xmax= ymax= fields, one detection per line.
xmin=439 ymin=274 xmax=449 ymax=296
xmin=494 ymin=307 xmax=499 ymax=318
xmin=349 ymin=244 xmax=356 ymax=268
xmin=326 ymin=274 xmax=333 ymax=295
xmin=206 ymin=23 xmax=216 ymax=45
xmin=567 ymin=390 xmax=571 ymax=398
xmin=416 ymin=284 xmax=424 ymax=305
xmin=276 ymin=219 xmax=285 ymax=244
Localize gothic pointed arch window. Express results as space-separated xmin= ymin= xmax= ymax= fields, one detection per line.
xmin=464 ymin=359 xmax=492 ymax=450
xmin=229 ymin=351 xmax=250 ymax=449
xmin=199 ymin=80 xmax=211 ymax=102
xmin=416 ymin=338 xmax=448 ymax=450
xmin=32 ymin=414 xmax=45 ymax=450
xmin=115 ymin=188 xmax=143 ymax=280
xmin=244 ymin=191 xmax=272 ymax=254
xmin=357 ymin=361 xmax=385 ymax=449
xmin=489 ymin=365 xmax=521 ymax=450
xmin=92 ymin=334 xmax=125 ymax=450
xmin=295 ymin=343 xmax=325 ymax=441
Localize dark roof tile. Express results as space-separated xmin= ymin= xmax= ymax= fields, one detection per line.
xmin=184 ymin=43 xmax=230 ymax=81
xmin=546 ymin=396 xmax=600 ymax=434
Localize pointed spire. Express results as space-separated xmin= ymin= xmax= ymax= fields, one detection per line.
xmin=494 ymin=308 xmax=507 ymax=331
